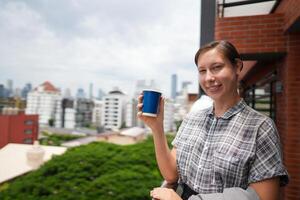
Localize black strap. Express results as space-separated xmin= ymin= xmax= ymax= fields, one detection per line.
xmin=181 ymin=183 xmax=198 ymax=200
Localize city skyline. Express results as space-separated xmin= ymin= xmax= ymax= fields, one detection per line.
xmin=0 ymin=0 xmax=200 ymax=98
xmin=0 ymin=75 xmax=197 ymax=100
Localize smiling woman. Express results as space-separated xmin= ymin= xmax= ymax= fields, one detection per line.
xmin=138 ymin=40 xmax=289 ymax=200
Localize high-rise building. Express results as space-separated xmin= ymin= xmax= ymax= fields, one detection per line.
xmin=6 ymin=79 xmax=13 ymax=97
xmin=63 ymin=88 xmax=72 ymax=99
xmin=92 ymin=99 xmax=103 ymax=128
xmin=163 ymin=99 xmax=175 ymax=132
xmin=76 ymin=88 xmax=86 ymax=99
xmin=171 ymin=74 xmax=177 ymax=99
xmin=125 ymin=99 xmax=138 ymax=127
xmin=75 ymin=99 xmax=94 ymax=128
xmin=21 ymin=83 xmax=32 ymax=99
xmin=0 ymin=84 xmax=5 ymax=98
xmin=25 ymin=81 xmax=62 ymax=127
xmin=61 ymin=98 xmax=75 ymax=129
xmin=134 ymin=79 xmax=157 ymax=98
xmin=102 ymin=88 xmax=127 ymax=130
xmin=98 ymin=89 xmax=105 ymax=100
xmin=89 ymin=83 xmax=93 ymax=99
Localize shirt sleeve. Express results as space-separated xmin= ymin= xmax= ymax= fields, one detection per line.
xmin=248 ymin=118 xmax=289 ymax=186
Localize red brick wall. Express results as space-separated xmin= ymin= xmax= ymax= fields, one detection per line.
xmin=279 ymin=32 xmax=300 ymax=200
xmin=9 ymin=114 xmax=39 ymax=144
xmin=215 ymin=14 xmax=286 ymax=54
xmin=0 ymin=116 xmax=10 ymax=148
xmin=0 ymin=114 xmax=38 ymax=148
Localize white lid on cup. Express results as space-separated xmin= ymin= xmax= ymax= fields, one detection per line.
xmin=142 ymin=88 xmax=162 ymax=94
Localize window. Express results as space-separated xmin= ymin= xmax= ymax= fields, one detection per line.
xmin=244 ymin=72 xmax=276 ymax=120
xmin=24 ymin=120 xmax=33 ymax=125
xmin=23 ymin=138 xmax=33 ymax=144
xmin=24 ymin=129 xmax=33 ymax=134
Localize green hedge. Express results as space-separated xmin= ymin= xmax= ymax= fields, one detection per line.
xmin=39 ymin=132 xmax=84 ymax=146
xmin=0 ymin=136 xmax=174 ymax=200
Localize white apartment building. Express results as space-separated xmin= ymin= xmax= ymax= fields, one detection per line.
xmin=64 ymin=108 xmax=76 ymax=129
xmin=25 ymin=82 xmax=62 ymax=127
xmin=101 ymin=88 xmax=127 ymax=130
xmin=92 ymin=100 xmax=103 ymax=127
xmin=54 ymin=100 xmax=62 ymax=128
xmin=164 ymin=99 xmax=175 ymax=133
xmin=125 ymin=99 xmax=138 ymax=127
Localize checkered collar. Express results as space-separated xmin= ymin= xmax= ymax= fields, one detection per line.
xmin=207 ymin=99 xmax=246 ymax=119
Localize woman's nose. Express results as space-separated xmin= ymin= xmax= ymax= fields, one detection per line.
xmin=205 ymin=70 xmax=215 ymax=82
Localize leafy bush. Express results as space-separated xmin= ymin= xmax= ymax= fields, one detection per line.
xmin=39 ymin=132 xmax=83 ymax=146
xmin=1 ymin=135 xmax=174 ymax=200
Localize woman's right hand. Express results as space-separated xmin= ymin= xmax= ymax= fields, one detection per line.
xmin=137 ymin=93 xmax=165 ymax=133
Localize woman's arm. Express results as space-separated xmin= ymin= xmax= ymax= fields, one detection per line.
xmin=137 ymin=95 xmax=178 ymax=183
xmin=250 ymin=177 xmax=280 ymax=200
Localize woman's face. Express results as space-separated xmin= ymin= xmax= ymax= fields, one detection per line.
xmin=197 ymin=48 xmax=241 ymax=102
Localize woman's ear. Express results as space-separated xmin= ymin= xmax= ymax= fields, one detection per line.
xmin=235 ymin=58 xmax=243 ymax=75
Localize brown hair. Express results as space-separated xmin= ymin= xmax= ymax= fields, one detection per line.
xmin=194 ymin=40 xmax=243 ymax=69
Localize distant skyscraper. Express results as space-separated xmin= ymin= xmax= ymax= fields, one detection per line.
xmin=6 ymin=79 xmax=13 ymax=97
xmin=63 ymin=88 xmax=72 ymax=98
xmin=98 ymin=89 xmax=105 ymax=100
xmin=0 ymin=84 xmax=5 ymax=98
xmin=76 ymin=88 xmax=86 ymax=99
xmin=14 ymin=88 xmax=21 ymax=98
xmin=21 ymin=83 xmax=32 ymax=99
xmin=134 ymin=79 xmax=157 ymax=98
xmin=181 ymin=81 xmax=191 ymax=94
xmin=89 ymin=83 xmax=93 ymax=99
xmin=171 ymin=74 xmax=177 ymax=99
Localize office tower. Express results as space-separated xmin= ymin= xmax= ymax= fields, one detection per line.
xmin=76 ymin=88 xmax=86 ymax=99
xmin=0 ymin=84 xmax=5 ymax=98
xmin=171 ymin=74 xmax=177 ymax=99
xmin=164 ymin=98 xmax=175 ymax=132
xmin=75 ymin=99 xmax=94 ymax=128
xmin=21 ymin=83 xmax=32 ymax=99
xmin=98 ymin=89 xmax=105 ymax=100
xmin=92 ymin=99 xmax=103 ymax=128
xmin=25 ymin=81 xmax=62 ymax=127
xmin=6 ymin=79 xmax=13 ymax=97
xmin=89 ymin=83 xmax=93 ymax=99
xmin=181 ymin=81 xmax=192 ymax=95
xmin=134 ymin=79 xmax=157 ymax=98
xmin=63 ymin=88 xmax=72 ymax=98
xmin=125 ymin=99 xmax=138 ymax=127
xmin=14 ymin=88 xmax=21 ymax=98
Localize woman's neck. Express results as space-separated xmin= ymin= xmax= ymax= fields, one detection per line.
xmin=213 ymin=95 xmax=241 ymax=117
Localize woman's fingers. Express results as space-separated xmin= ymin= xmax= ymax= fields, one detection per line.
xmin=137 ymin=103 xmax=143 ymax=109
xmin=138 ymin=94 xmax=143 ymax=103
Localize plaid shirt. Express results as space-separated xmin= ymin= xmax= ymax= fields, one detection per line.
xmin=172 ymin=99 xmax=288 ymax=194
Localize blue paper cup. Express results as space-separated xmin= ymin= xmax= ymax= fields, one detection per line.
xmin=142 ymin=89 xmax=162 ymax=117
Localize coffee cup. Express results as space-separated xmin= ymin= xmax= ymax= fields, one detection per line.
xmin=142 ymin=89 xmax=162 ymax=117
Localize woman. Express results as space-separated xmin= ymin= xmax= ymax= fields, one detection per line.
xmin=137 ymin=40 xmax=288 ymax=200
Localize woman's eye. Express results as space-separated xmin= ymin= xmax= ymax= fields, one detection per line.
xmin=212 ymin=65 xmax=222 ymax=72
xmin=199 ymin=69 xmax=206 ymax=74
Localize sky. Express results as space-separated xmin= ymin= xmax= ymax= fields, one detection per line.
xmin=0 ymin=0 xmax=200 ymax=98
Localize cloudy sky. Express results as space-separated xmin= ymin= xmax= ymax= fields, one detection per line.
xmin=0 ymin=0 xmax=200 ymax=98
